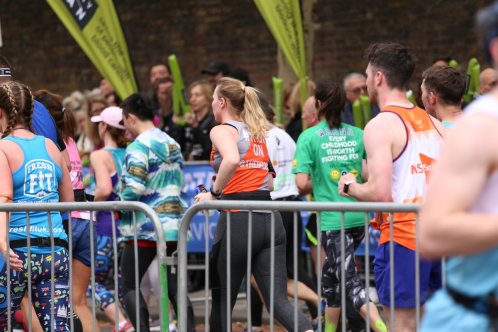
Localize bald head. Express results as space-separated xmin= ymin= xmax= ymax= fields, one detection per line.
xmin=302 ymin=96 xmax=319 ymax=127
xmin=480 ymin=68 xmax=498 ymax=94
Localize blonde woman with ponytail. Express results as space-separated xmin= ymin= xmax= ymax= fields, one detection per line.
xmin=195 ymin=77 xmax=314 ymax=332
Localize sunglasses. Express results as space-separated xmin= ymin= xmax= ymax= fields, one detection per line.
xmin=350 ymin=85 xmax=368 ymax=94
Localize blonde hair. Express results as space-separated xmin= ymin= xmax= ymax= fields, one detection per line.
xmin=189 ymin=79 xmax=214 ymax=110
xmin=86 ymin=93 xmax=109 ymax=144
xmin=216 ymin=77 xmax=271 ymax=141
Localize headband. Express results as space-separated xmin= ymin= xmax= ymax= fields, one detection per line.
xmin=0 ymin=68 xmax=12 ymax=77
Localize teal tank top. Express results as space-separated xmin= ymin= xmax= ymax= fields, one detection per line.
xmin=3 ymin=135 xmax=66 ymax=254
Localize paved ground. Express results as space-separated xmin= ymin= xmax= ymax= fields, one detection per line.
xmin=97 ymin=289 xmax=302 ymax=331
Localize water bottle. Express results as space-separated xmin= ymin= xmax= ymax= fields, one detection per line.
xmin=195 ymin=184 xmax=214 ymax=216
xmin=196 ymin=184 xmax=207 ymax=194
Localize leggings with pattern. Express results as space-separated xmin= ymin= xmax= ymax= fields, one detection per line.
xmin=88 ymin=234 xmax=123 ymax=310
xmin=0 ymin=249 xmax=70 ymax=331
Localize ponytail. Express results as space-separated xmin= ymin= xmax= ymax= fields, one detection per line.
xmin=34 ymin=89 xmax=76 ymax=140
xmin=315 ymin=81 xmax=345 ymax=129
xmin=240 ymin=87 xmax=271 ymax=141
xmin=216 ymin=77 xmax=271 ymax=141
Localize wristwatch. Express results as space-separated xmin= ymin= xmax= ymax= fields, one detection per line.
xmin=343 ymin=181 xmax=356 ymax=194
xmin=210 ymin=187 xmax=222 ymax=198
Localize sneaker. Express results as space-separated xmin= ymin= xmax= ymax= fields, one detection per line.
xmin=112 ymin=321 xmax=135 ymax=332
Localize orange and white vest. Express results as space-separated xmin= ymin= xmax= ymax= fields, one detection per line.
xmin=373 ymin=105 xmax=444 ymax=250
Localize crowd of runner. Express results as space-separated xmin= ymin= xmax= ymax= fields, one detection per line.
xmin=1 ymin=2 xmax=498 ymax=332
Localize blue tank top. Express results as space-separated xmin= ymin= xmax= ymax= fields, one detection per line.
xmin=3 ymin=135 xmax=66 ymax=254
xmin=95 ymin=147 xmax=125 ymax=237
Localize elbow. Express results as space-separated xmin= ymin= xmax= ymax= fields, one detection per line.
xmin=224 ymin=156 xmax=240 ymax=169
xmin=419 ymin=214 xmax=445 ymax=259
xmin=373 ymin=191 xmax=391 ymax=203
xmin=297 ymin=184 xmax=310 ymax=196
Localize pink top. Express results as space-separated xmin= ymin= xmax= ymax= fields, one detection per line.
xmin=66 ymin=137 xmax=84 ymax=190
xmin=66 ymin=138 xmax=91 ymax=220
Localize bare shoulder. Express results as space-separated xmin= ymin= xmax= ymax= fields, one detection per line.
xmin=365 ymin=111 xmax=404 ymax=132
xmin=90 ymin=149 xmax=113 ymax=164
xmin=364 ymin=112 xmax=405 ymax=143
xmin=446 ymin=113 xmax=498 ymax=165
xmin=44 ymin=138 xmax=63 ymax=163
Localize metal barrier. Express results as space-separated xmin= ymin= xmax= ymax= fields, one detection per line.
xmin=178 ymin=200 xmax=440 ymax=332
xmin=0 ymin=201 xmax=169 ymax=332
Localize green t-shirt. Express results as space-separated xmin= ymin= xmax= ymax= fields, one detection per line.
xmin=292 ymin=121 xmax=366 ymax=231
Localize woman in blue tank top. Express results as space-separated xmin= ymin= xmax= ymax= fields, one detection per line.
xmin=0 ymin=81 xmax=73 ymax=331
xmin=88 ymin=106 xmax=132 ymax=330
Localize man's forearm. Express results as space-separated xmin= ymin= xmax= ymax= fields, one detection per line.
xmin=348 ymin=181 xmax=390 ymax=202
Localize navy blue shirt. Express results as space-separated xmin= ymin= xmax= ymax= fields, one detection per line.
xmin=33 ymin=100 xmax=65 ymax=151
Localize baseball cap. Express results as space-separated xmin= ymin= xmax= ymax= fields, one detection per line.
xmin=201 ymin=61 xmax=230 ymax=75
xmin=91 ymin=106 xmax=125 ymax=129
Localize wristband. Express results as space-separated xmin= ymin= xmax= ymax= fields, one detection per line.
xmin=343 ymin=180 xmax=356 ymax=194
xmin=210 ymin=187 xmax=222 ymax=197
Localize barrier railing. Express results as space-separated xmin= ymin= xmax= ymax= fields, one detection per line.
xmin=178 ymin=201 xmax=437 ymax=332
xmin=0 ymin=201 xmax=168 ymax=332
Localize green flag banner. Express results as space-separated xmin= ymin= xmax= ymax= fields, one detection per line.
xmin=352 ymin=95 xmax=373 ymax=129
xmin=254 ymin=0 xmax=307 ymax=108
xmin=464 ymin=58 xmax=481 ymax=103
xmin=47 ymin=0 xmax=138 ymax=100
xmin=168 ymin=54 xmax=191 ymax=117
xmin=272 ymin=77 xmax=283 ymax=124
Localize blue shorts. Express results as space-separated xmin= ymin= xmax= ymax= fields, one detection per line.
xmin=69 ymin=217 xmax=94 ymax=267
xmin=374 ymin=242 xmax=441 ymax=308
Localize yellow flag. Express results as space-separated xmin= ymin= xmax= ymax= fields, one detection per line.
xmin=47 ymin=0 xmax=138 ymax=100
xmin=254 ymin=0 xmax=307 ymax=107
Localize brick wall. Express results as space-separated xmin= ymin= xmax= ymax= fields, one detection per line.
xmin=0 ymin=0 xmax=493 ymax=98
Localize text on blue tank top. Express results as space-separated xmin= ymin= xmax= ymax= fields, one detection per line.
xmin=3 ymin=135 xmax=67 ymax=253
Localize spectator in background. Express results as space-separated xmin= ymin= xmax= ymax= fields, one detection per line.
xmin=79 ymin=92 xmax=108 ymax=159
xmin=63 ymin=90 xmax=88 ymax=145
xmin=119 ymin=93 xmax=194 ymax=332
xmin=35 ymin=89 xmax=97 ymax=332
xmin=479 ymin=67 xmax=498 ymax=94
xmin=421 ymin=65 xmax=466 ymax=128
xmin=0 ymin=81 xmax=73 ymax=331
xmin=286 ymin=79 xmax=315 ymax=142
xmin=432 ymin=55 xmax=453 ymax=67
xmin=185 ymin=80 xmax=215 ymax=161
xmin=201 ymin=60 xmax=231 ymax=85
xmin=302 ymin=96 xmax=319 ymax=128
xmin=342 ymin=72 xmax=379 ymax=126
xmin=100 ymin=78 xmax=121 ymax=107
xmin=229 ymin=67 xmax=252 ymax=86
xmin=149 ymin=63 xmax=173 ymax=120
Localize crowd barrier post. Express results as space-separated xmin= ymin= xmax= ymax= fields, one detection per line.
xmin=178 ymin=200 xmax=422 ymax=332
xmin=0 ymin=201 xmax=168 ymax=332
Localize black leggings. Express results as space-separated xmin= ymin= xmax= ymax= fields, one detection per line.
xmin=250 ymin=207 xmax=318 ymax=325
xmin=120 ymin=242 xmax=195 ymax=332
xmin=210 ymin=210 xmax=313 ymax=332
